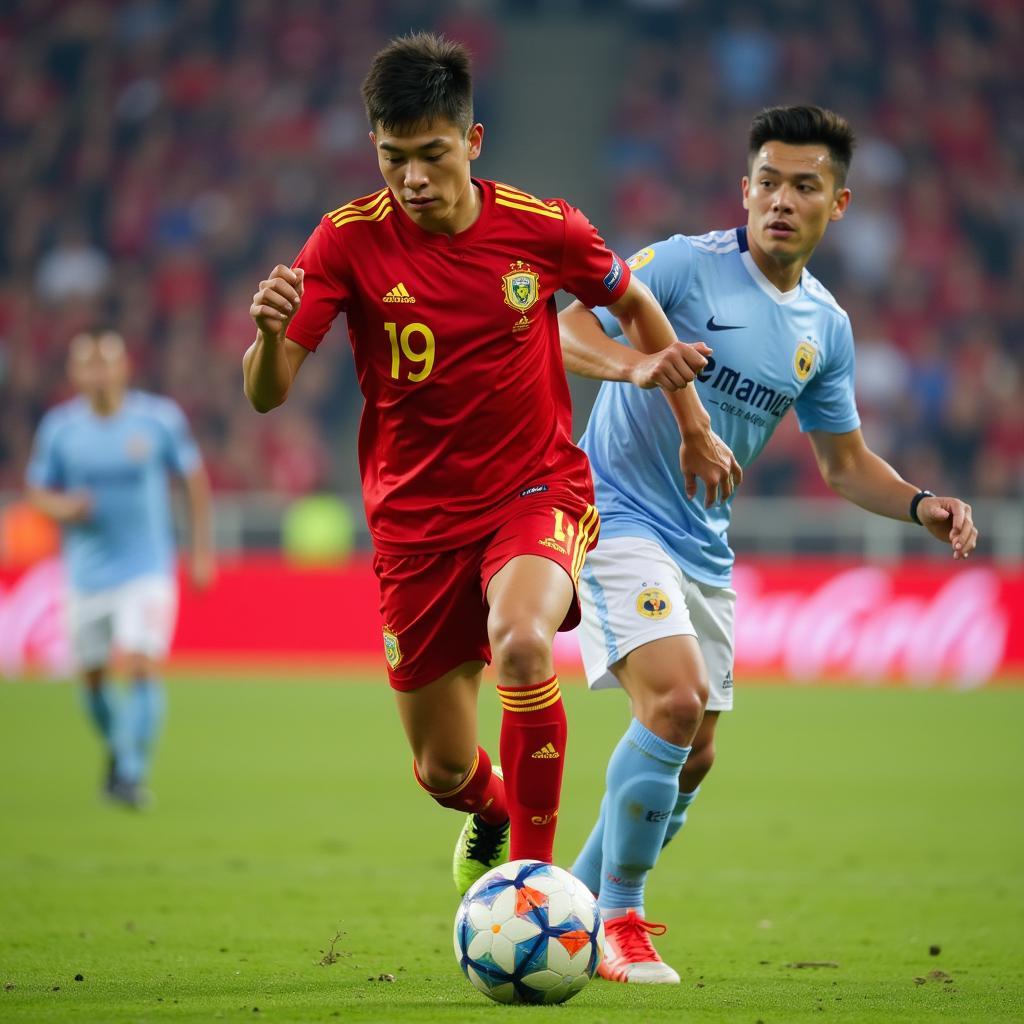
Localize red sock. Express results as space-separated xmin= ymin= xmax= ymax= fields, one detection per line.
xmin=497 ymin=675 xmax=567 ymax=863
xmin=413 ymin=745 xmax=508 ymax=825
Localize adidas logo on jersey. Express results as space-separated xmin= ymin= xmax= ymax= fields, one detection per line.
xmin=383 ymin=282 xmax=416 ymax=303
xmin=531 ymin=742 xmax=560 ymax=759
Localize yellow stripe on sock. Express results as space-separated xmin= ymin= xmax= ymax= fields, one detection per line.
xmin=497 ymin=678 xmax=559 ymax=704
xmin=510 ymin=690 xmax=562 ymax=712
xmin=509 ymin=686 xmax=561 ymax=710
xmin=497 ymin=678 xmax=561 ymax=712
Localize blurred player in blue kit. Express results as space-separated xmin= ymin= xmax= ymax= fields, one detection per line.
xmin=27 ymin=331 xmax=214 ymax=807
xmin=559 ymin=106 xmax=978 ymax=982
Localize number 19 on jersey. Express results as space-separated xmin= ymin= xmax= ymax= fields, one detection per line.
xmin=385 ymin=322 xmax=435 ymax=382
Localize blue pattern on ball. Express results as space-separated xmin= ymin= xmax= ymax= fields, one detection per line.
xmin=454 ymin=860 xmax=602 ymax=1004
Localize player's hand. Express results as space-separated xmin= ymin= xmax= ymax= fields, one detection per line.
xmin=629 ymin=342 xmax=712 ymax=392
xmin=680 ymin=427 xmax=743 ymax=508
xmin=61 ymin=492 xmax=93 ymax=523
xmin=251 ymin=265 xmax=304 ymax=343
xmin=189 ymin=549 xmax=216 ymax=589
xmin=918 ymin=496 xmax=978 ymax=560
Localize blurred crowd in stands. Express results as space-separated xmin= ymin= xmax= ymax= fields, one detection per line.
xmin=607 ymin=0 xmax=1023 ymax=501
xmin=1 ymin=0 xmax=1020 ymax=506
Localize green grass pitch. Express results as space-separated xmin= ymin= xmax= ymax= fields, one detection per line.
xmin=2 ymin=674 xmax=1022 ymax=1023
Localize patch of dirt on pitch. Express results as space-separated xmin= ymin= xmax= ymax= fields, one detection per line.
xmin=914 ymin=970 xmax=954 ymax=987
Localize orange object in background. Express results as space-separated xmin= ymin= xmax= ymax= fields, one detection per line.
xmin=0 ymin=501 xmax=60 ymax=567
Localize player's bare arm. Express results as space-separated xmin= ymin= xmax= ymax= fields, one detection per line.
xmin=607 ymin=280 xmax=743 ymax=507
xmin=605 ymin=278 xmax=710 ymax=393
xmin=559 ymin=280 xmax=742 ymax=507
xmin=183 ymin=466 xmax=215 ymax=588
xmin=808 ymin=428 xmax=978 ymax=559
xmin=559 ymin=298 xmax=711 ymax=391
xmin=243 ymin=265 xmax=311 ymax=413
xmin=26 ymin=486 xmax=92 ymax=523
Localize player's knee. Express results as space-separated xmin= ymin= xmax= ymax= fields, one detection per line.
xmin=488 ymin=619 xmax=550 ymax=684
xmin=415 ymin=753 xmax=475 ymax=796
xmin=637 ymin=679 xmax=707 ymax=747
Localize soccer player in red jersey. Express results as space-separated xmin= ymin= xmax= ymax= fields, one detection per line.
xmin=243 ymin=33 xmax=740 ymax=893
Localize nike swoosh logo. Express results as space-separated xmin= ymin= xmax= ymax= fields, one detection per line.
xmin=706 ymin=316 xmax=745 ymax=331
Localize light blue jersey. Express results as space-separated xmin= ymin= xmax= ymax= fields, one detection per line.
xmin=26 ymin=391 xmax=201 ymax=592
xmin=583 ymin=226 xmax=860 ymax=587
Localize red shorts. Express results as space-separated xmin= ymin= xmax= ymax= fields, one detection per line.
xmin=373 ymin=490 xmax=599 ymax=691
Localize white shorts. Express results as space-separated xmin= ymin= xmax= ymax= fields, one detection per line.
xmin=577 ymin=536 xmax=736 ymax=711
xmin=68 ymin=574 xmax=178 ymax=670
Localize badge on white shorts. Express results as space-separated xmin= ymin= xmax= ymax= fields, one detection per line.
xmin=636 ymin=586 xmax=671 ymax=620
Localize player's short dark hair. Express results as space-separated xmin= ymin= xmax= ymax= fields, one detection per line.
xmin=362 ymin=32 xmax=473 ymax=135
xmin=748 ymin=105 xmax=856 ymax=187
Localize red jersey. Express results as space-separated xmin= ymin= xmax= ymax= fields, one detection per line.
xmin=286 ymin=178 xmax=630 ymax=554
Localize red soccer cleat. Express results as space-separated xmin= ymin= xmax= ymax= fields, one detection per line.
xmin=597 ymin=909 xmax=680 ymax=984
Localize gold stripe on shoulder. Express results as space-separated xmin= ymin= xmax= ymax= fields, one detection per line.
xmin=331 ymin=204 xmax=393 ymax=229
xmin=494 ymin=180 xmax=541 ymax=198
xmin=495 ymin=197 xmax=564 ymax=220
xmin=494 ymin=184 xmax=560 ymax=212
xmin=331 ymin=206 xmax=392 ymax=228
xmin=330 ymin=192 xmax=390 ymax=224
xmin=327 ymin=189 xmax=390 ymax=220
xmin=327 ymin=188 xmax=389 ymax=217
xmin=494 ymin=181 xmax=536 ymax=199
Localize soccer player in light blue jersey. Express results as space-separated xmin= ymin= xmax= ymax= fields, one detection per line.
xmin=26 ymin=331 xmax=214 ymax=808
xmin=558 ymin=106 xmax=978 ymax=983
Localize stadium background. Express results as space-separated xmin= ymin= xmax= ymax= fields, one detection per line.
xmin=0 ymin=0 xmax=1021 ymax=681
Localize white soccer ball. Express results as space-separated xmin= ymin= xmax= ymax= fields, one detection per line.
xmin=453 ymin=859 xmax=604 ymax=1004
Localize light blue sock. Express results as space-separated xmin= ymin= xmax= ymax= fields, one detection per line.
xmin=662 ymin=787 xmax=700 ymax=849
xmin=599 ymin=719 xmax=690 ymax=915
xmin=81 ymin=684 xmax=117 ymax=749
xmin=571 ymin=794 xmax=606 ymax=896
xmin=124 ymin=678 xmax=166 ymax=783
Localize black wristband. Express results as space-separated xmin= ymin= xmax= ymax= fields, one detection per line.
xmin=909 ymin=490 xmax=935 ymax=525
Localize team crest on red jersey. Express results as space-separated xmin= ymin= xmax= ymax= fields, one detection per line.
xmin=502 ymin=261 xmax=540 ymax=312
xmin=382 ymin=625 xmax=402 ymax=670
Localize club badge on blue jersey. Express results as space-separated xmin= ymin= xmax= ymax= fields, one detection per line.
xmin=794 ymin=339 xmax=818 ymax=381
xmin=503 ymin=261 xmax=539 ymax=312
xmin=126 ymin=432 xmax=152 ymax=461
xmin=627 ymin=247 xmax=656 ymax=271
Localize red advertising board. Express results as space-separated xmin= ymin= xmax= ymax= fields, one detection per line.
xmin=2 ymin=555 xmax=1022 ymax=685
